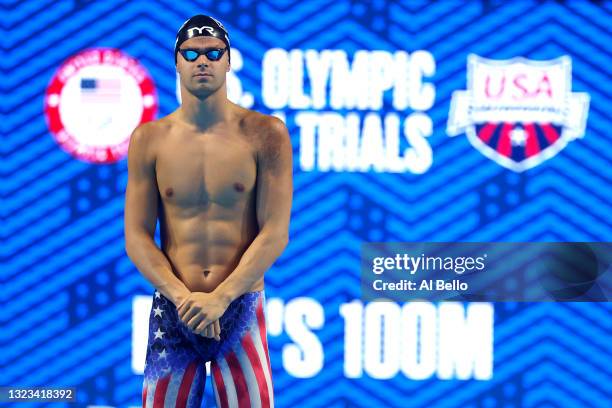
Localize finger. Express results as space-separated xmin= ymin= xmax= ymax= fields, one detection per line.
xmin=179 ymin=300 xmax=198 ymax=320
xmin=181 ymin=306 xmax=199 ymax=324
xmin=193 ymin=318 xmax=206 ymax=333
xmin=205 ymin=324 xmax=213 ymax=338
xmin=195 ymin=319 xmax=211 ymax=336
xmin=177 ymin=298 xmax=187 ymax=312
xmin=199 ymin=322 xmax=212 ymax=337
xmin=186 ymin=313 xmax=204 ymax=330
xmin=180 ymin=304 xmax=195 ymax=321
xmin=184 ymin=314 xmax=202 ymax=330
xmin=177 ymin=300 xmax=188 ymax=318
xmin=214 ymin=320 xmax=221 ymax=340
xmin=201 ymin=318 xmax=212 ymax=333
xmin=177 ymin=304 xmax=185 ymax=319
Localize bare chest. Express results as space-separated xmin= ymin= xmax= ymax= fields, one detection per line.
xmin=155 ymin=133 xmax=257 ymax=209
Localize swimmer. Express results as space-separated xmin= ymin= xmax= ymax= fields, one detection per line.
xmin=124 ymin=14 xmax=292 ymax=407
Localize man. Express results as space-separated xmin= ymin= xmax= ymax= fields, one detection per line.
xmin=124 ymin=14 xmax=292 ymax=408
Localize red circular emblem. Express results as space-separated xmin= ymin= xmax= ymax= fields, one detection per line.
xmin=44 ymin=48 xmax=158 ymax=164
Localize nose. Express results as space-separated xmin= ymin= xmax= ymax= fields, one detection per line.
xmin=196 ymin=57 xmax=209 ymax=67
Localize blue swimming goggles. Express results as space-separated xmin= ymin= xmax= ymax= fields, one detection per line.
xmin=178 ymin=47 xmax=227 ymax=62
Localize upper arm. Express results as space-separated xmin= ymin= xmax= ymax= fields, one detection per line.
xmin=255 ymin=116 xmax=293 ymax=241
xmin=124 ymin=123 xmax=159 ymax=244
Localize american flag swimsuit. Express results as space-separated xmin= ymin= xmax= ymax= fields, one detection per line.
xmin=142 ymin=290 xmax=274 ymax=407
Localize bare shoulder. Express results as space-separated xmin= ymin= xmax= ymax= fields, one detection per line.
xmin=129 ymin=115 xmax=174 ymax=160
xmin=139 ymin=114 xmax=175 ymax=138
xmin=240 ymin=108 xmax=287 ymax=135
xmin=238 ymin=108 xmax=290 ymax=164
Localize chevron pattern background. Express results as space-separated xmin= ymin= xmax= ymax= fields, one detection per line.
xmin=2 ymin=0 xmax=611 ymax=407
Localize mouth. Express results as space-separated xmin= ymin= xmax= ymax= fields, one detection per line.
xmin=194 ymin=73 xmax=212 ymax=77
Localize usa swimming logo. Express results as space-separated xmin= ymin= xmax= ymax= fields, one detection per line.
xmin=447 ymin=55 xmax=589 ymax=172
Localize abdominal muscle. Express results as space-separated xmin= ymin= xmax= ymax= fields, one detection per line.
xmin=159 ymin=209 xmax=262 ymax=294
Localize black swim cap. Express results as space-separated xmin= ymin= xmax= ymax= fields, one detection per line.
xmin=174 ymin=15 xmax=231 ymax=64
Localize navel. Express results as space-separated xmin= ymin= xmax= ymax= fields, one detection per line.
xmin=165 ymin=187 xmax=174 ymax=197
xmin=203 ymin=269 xmax=211 ymax=277
xmin=233 ymin=182 xmax=245 ymax=192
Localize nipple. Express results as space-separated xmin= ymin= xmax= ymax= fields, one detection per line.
xmin=165 ymin=187 xmax=174 ymax=197
xmin=233 ymin=182 xmax=245 ymax=192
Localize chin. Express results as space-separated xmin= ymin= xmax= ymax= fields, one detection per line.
xmin=194 ymin=83 xmax=223 ymax=95
xmin=187 ymin=83 xmax=212 ymax=93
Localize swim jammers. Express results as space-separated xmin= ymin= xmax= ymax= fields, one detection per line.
xmin=142 ymin=290 xmax=274 ymax=407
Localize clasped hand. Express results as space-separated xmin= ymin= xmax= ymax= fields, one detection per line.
xmin=177 ymin=292 xmax=229 ymax=341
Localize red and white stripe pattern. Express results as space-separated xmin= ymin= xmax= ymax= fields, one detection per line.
xmin=211 ymin=296 xmax=274 ymax=408
xmin=142 ymin=360 xmax=205 ymax=407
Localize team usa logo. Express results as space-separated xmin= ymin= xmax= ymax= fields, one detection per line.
xmin=44 ymin=48 xmax=158 ymax=164
xmin=447 ymin=55 xmax=589 ymax=172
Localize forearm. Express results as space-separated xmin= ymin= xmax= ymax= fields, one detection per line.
xmin=125 ymin=233 xmax=190 ymax=306
xmin=215 ymin=230 xmax=288 ymax=304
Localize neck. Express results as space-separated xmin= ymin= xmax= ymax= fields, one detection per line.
xmin=178 ymin=84 xmax=230 ymax=130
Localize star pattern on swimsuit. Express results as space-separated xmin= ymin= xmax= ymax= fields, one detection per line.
xmin=154 ymin=328 xmax=165 ymax=339
xmin=153 ymin=306 xmax=163 ymax=317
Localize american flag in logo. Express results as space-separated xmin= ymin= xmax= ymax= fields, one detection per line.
xmin=80 ymin=77 xmax=122 ymax=103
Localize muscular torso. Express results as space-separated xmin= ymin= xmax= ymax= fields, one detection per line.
xmin=152 ymin=108 xmax=263 ymax=293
